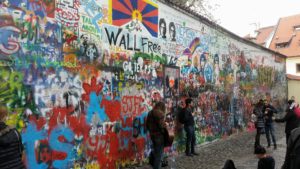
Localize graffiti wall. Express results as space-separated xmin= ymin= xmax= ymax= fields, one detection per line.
xmin=0 ymin=0 xmax=286 ymax=168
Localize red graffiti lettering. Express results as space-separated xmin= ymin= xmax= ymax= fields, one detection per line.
xmin=121 ymin=96 xmax=145 ymax=115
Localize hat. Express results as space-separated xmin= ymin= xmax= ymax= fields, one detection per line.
xmin=254 ymin=146 xmax=266 ymax=154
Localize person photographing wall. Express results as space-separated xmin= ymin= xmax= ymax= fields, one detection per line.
xmin=146 ymin=102 xmax=167 ymax=169
xmin=263 ymin=99 xmax=278 ymax=149
xmin=181 ymin=98 xmax=199 ymax=157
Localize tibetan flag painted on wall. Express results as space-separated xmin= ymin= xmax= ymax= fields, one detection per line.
xmin=111 ymin=0 xmax=158 ymax=37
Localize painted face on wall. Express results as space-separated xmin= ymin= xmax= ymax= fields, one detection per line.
xmin=152 ymin=91 xmax=161 ymax=102
xmin=169 ymin=22 xmax=176 ymax=41
xmin=103 ymin=49 xmax=110 ymax=66
xmin=200 ymin=53 xmax=206 ymax=67
xmin=80 ymin=34 xmax=88 ymax=45
xmin=214 ymin=54 xmax=219 ymax=65
xmin=159 ymin=18 xmax=166 ymax=39
xmin=204 ymin=65 xmax=213 ymax=83
xmin=0 ymin=15 xmax=21 ymax=55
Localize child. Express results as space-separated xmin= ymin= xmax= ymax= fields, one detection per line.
xmin=254 ymin=146 xmax=275 ymax=169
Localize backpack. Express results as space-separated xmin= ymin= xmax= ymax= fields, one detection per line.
xmin=177 ymin=107 xmax=186 ymax=124
xmin=146 ymin=110 xmax=153 ymax=132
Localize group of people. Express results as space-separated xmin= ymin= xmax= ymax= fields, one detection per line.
xmin=146 ymin=98 xmax=198 ymax=169
xmin=249 ymin=97 xmax=300 ymax=169
xmin=147 ymin=96 xmax=300 ymax=169
xmin=253 ymin=98 xmax=278 ymax=150
xmin=1 ymin=95 xmax=300 ymax=169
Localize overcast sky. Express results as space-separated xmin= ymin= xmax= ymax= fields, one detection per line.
xmin=210 ymin=0 xmax=300 ymax=37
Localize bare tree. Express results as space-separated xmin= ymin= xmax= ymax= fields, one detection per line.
xmin=165 ymin=0 xmax=220 ymax=23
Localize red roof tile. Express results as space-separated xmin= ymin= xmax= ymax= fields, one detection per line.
xmin=287 ymin=74 xmax=300 ymax=80
xmin=255 ymin=26 xmax=275 ymax=45
xmin=274 ymin=36 xmax=292 ymax=44
xmin=269 ymin=14 xmax=300 ymax=57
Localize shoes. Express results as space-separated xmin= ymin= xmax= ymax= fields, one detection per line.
xmin=191 ymin=152 xmax=199 ymax=156
xmin=267 ymin=145 xmax=271 ymax=148
xmin=161 ymin=160 xmax=168 ymax=167
xmin=274 ymin=145 xmax=277 ymax=150
xmin=186 ymin=153 xmax=193 ymax=157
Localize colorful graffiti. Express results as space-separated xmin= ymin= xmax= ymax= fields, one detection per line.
xmin=0 ymin=0 xmax=286 ymax=168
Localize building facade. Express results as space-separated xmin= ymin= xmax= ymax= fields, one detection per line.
xmin=246 ymin=14 xmax=300 ymax=103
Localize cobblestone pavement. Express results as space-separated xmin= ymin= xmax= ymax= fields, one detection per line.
xmin=127 ymin=123 xmax=286 ymax=169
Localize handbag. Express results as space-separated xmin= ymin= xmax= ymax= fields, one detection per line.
xmin=163 ymin=127 xmax=174 ymax=147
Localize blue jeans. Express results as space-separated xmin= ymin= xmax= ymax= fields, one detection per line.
xmin=265 ymin=123 xmax=276 ymax=146
xmin=152 ymin=138 xmax=164 ymax=169
xmin=184 ymin=125 xmax=196 ymax=154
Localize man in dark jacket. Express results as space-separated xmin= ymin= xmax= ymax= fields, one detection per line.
xmin=146 ymin=102 xmax=166 ymax=169
xmin=275 ymin=100 xmax=300 ymax=144
xmin=0 ymin=106 xmax=25 ymax=169
xmin=263 ymin=100 xmax=278 ymax=149
xmin=281 ymin=127 xmax=300 ymax=169
xmin=182 ymin=98 xmax=198 ymax=156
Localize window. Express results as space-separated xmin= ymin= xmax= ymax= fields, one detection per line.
xmin=297 ymin=64 xmax=300 ymax=73
xmin=276 ymin=42 xmax=289 ymax=48
xmin=294 ymin=25 xmax=300 ymax=31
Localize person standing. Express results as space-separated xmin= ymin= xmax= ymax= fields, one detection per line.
xmin=263 ymin=100 xmax=278 ymax=149
xmin=146 ymin=102 xmax=167 ymax=169
xmin=253 ymin=99 xmax=265 ymax=150
xmin=275 ymin=100 xmax=300 ymax=144
xmin=0 ymin=105 xmax=25 ymax=169
xmin=254 ymin=145 xmax=275 ymax=169
xmin=291 ymin=96 xmax=299 ymax=108
xmin=182 ymin=98 xmax=199 ymax=156
xmin=281 ymin=127 xmax=300 ymax=169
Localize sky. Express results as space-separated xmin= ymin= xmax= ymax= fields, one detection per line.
xmin=210 ymin=0 xmax=300 ymax=37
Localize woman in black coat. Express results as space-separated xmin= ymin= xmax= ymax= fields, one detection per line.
xmin=253 ymin=99 xmax=266 ymax=149
xmin=0 ymin=106 xmax=25 ymax=169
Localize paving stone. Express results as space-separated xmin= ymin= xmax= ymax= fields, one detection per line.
xmin=129 ymin=123 xmax=286 ymax=169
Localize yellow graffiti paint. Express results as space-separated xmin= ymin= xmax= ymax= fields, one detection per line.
xmin=118 ymin=82 xmax=123 ymax=92
xmin=74 ymin=162 xmax=100 ymax=169
xmin=6 ymin=112 xmax=24 ymax=131
xmin=86 ymin=163 xmax=100 ymax=169
xmin=64 ymin=53 xmax=78 ymax=68
xmin=8 ymin=71 xmax=24 ymax=91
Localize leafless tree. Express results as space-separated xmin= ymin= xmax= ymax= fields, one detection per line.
xmin=165 ymin=0 xmax=220 ymax=23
